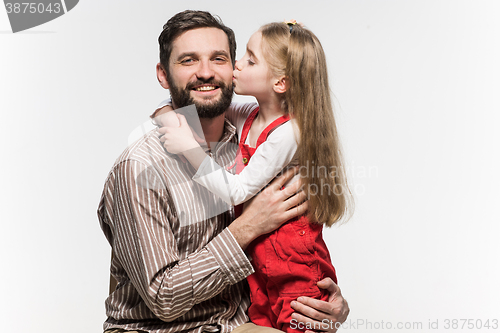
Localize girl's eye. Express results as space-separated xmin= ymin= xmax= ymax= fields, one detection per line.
xmin=247 ymin=59 xmax=255 ymax=66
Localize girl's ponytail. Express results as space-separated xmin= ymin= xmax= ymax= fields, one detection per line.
xmin=261 ymin=23 xmax=353 ymax=226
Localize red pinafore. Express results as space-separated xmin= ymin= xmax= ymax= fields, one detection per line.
xmin=235 ymin=108 xmax=337 ymax=333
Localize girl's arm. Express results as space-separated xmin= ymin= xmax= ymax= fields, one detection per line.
xmin=153 ymin=99 xmax=289 ymax=202
xmin=154 ymin=100 xmax=259 ymax=171
xmin=154 ymin=101 xmax=207 ymax=168
xmin=159 ymin=113 xmax=207 ymax=169
xmin=193 ymin=121 xmax=298 ymax=205
xmin=152 ymin=102 xmax=179 ymax=127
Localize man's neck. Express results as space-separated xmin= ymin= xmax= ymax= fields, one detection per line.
xmin=199 ymin=113 xmax=226 ymax=150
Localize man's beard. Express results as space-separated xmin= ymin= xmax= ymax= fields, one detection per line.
xmin=168 ymin=78 xmax=233 ymax=119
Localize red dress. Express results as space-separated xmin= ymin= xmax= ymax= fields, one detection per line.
xmin=235 ymin=108 xmax=337 ymax=333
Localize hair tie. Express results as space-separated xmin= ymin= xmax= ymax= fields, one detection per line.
xmin=284 ymin=19 xmax=297 ymax=33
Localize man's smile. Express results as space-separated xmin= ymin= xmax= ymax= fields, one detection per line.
xmin=192 ymin=84 xmax=219 ymax=92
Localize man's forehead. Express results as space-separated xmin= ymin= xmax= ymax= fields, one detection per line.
xmin=171 ymin=27 xmax=230 ymax=57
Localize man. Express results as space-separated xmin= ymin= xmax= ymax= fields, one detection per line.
xmin=98 ymin=10 xmax=348 ymax=333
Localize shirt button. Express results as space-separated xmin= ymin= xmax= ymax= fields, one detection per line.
xmin=299 ymin=230 xmax=306 ymax=236
xmin=242 ymin=157 xmax=248 ymax=164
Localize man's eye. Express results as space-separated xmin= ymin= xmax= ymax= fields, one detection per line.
xmin=181 ymin=59 xmax=194 ymax=64
xmin=214 ymin=57 xmax=227 ymax=63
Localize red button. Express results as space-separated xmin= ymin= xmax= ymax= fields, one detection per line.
xmin=299 ymin=230 xmax=305 ymax=236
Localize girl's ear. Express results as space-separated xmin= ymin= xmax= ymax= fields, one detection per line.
xmin=273 ymin=76 xmax=289 ymax=94
xmin=156 ymin=63 xmax=170 ymax=89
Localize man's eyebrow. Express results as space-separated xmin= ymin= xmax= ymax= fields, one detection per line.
xmin=175 ymin=52 xmax=197 ymax=61
xmin=212 ymin=50 xmax=230 ymax=58
xmin=175 ymin=50 xmax=230 ymax=62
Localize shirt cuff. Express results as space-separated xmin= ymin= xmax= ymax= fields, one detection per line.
xmin=206 ymin=228 xmax=254 ymax=285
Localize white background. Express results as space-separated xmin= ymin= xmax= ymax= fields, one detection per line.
xmin=1 ymin=1 xmax=499 ymax=332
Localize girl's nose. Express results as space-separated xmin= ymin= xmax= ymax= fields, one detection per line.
xmin=234 ymin=59 xmax=242 ymax=71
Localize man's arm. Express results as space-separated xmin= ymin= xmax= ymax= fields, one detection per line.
xmin=233 ymin=169 xmax=349 ymax=332
xmin=236 ymin=169 xmax=349 ymax=332
xmin=101 ymin=159 xmax=253 ymax=322
xmin=229 ymin=167 xmax=307 ymax=250
xmin=100 ymin=161 xmax=307 ymax=321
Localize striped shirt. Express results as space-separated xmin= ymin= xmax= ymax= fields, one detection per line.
xmin=98 ymin=118 xmax=254 ymax=333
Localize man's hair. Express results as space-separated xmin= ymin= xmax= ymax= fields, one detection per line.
xmin=158 ymin=10 xmax=236 ymax=75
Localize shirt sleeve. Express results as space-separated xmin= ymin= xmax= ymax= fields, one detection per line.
xmin=193 ymin=120 xmax=298 ymax=205
xmin=100 ymin=159 xmax=254 ymax=322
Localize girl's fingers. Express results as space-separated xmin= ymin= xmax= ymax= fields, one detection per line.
xmin=177 ymin=114 xmax=188 ymax=126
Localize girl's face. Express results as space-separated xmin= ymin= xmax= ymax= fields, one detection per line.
xmin=233 ymin=31 xmax=276 ymax=100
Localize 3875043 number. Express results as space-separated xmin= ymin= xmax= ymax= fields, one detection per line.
xmin=444 ymin=319 xmax=498 ymax=330
xmin=5 ymin=3 xmax=61 ymax=14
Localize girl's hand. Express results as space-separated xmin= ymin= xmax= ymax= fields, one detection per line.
xmin=152 ymin=105 xmax=177 ymax=126
xmin=158 ymin=110 xmax=180 ymax=128
xmin=158 ymin=114 xmax=203 ymax=155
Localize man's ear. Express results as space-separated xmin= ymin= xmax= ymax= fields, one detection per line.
xmin=273 ymin=76 xmax=289 ymax=94
xmin=156 ymin=63 xmax=170 ymax=89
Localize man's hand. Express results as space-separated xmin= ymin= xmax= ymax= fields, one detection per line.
xmin=229 ymin=167 xmax=308 ymax=250
xmin=291 ymin=278 xmax=349 ymax=333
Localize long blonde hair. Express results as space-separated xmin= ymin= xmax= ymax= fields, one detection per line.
xmin=260 ymin=22 xmax=353 ymax=226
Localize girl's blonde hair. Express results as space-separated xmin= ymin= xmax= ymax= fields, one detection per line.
xmin=260 ymin=22 xmax=353 ymax=226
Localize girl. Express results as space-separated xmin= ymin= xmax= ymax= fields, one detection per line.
xmin=158 ymin=21 xmax=352 ymax=333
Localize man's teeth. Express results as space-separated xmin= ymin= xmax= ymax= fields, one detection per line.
xmin=195 ymin=86 xmax=216 ymax=91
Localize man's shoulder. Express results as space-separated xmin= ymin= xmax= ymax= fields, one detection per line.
xmin=226 ymin=101 xmax=259 ymax=114
xmin=111 ymin=129 xmax=171 ymax=171
xmin=99 ymin=129 xmax=179 ymax=195
xmin=225 ymin=102 xmax=259 ymax=127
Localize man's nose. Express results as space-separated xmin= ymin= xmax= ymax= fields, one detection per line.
xmin=196 ymin=59 xmax=215 ymax=80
